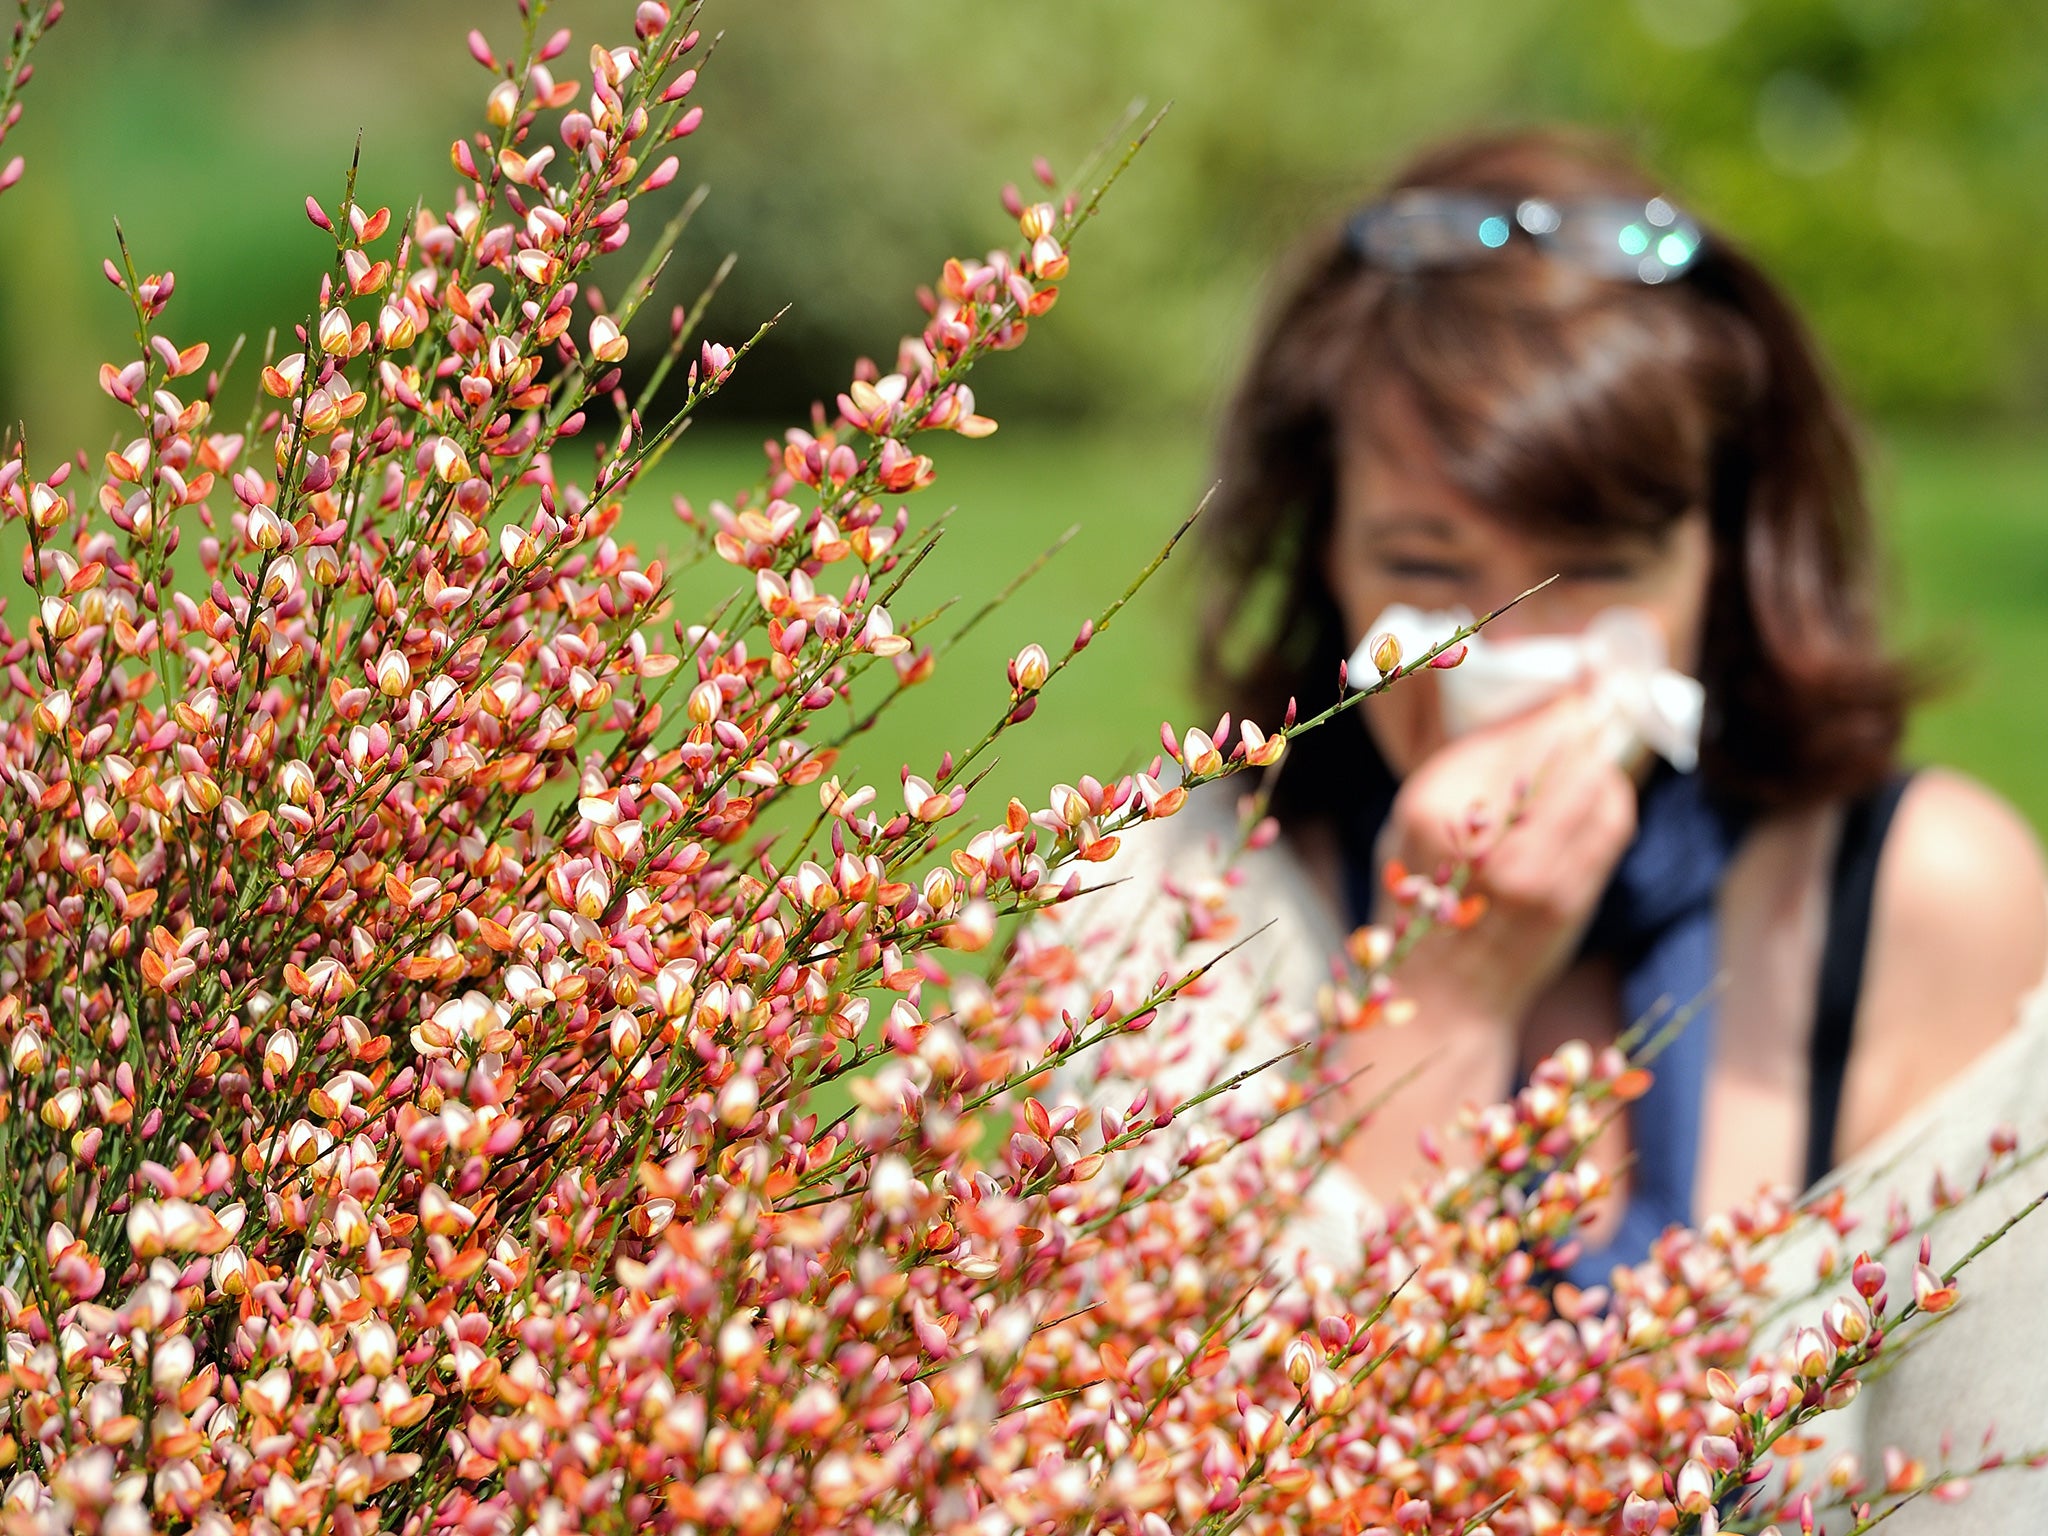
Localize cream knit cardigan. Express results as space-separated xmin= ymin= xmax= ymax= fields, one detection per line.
xmin=1053 ymin=788 xmax=2048 ymax=1529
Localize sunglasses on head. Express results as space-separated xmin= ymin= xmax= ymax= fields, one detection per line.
xmin=1345 ymin=190 xmax=1707 ymax=285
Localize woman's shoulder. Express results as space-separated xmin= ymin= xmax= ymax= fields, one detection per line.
xmin=1866 ymin=769 xmax=2047 ymax=1012
xmin=1879 ymin=768 xmax=2046 ymax=910
xmin=1719 ymin=768 xmax=2046 ymax=1160
xmin=1845 ymin=768 xmax=2048 ymax=1154
xmin=1730 ymin=769 xmax=2045 ymax=995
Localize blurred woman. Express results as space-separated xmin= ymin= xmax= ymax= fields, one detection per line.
xmin=1187 ymin=128 xmax=2047 ymax=1278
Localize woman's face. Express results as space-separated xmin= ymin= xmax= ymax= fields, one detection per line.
xmin=1328 ymin=389 xmax=1714 ymax=776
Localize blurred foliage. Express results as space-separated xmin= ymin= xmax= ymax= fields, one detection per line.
xmin=3 ymin=0 xmax=2048 ymax=448
xmin=0 ymin=2 xmax=2040 ymax=831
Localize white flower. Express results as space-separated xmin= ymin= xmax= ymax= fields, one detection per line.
xmin=411 ymin=990 xmax=504 ymax=1058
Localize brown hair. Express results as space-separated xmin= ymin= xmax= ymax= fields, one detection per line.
xmin=1202 ymin=128 xmax=1910 ymax=821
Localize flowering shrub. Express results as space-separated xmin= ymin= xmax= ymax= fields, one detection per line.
xmin=0 ymin=5 xmax=2038 ymax=1534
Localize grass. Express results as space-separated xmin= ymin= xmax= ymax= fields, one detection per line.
xmin=642 ymin=428 xmax=1215 ymax=833
xmin=638 ymin=423 xmax=2048 ymax=838
xmin=1879 ymin=430 xmax=2048 ymax=833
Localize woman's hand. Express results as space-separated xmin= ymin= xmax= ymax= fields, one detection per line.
xmin=1327 ymin=691 xmax=1638 ymax=1200
xmin=1375 ymin=690 xmax=1638 ymax=1032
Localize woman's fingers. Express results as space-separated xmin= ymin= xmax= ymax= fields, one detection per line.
xmin=1400 ymin=694 xmax=1623 ymax=857
xmin=1373 ymin=692 xmax=1643 ymax=1024
xmin=1480 ymin=751 xmax=1635 ymax=917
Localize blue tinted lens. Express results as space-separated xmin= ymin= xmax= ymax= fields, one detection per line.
xmin=1478 ymin=216 xmax=1511 ymax=248
xmin=1656 ymin=231 xmax=1695 ymax=267
xmin=1617 ymin=223 xmax=1650 ymax=256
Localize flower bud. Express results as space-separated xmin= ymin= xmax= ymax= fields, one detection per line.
xmin=151 ymin=1333 xmax=195 ymax=1391
xmin=377 ymin=302 xmax=418 ymax=350
xmin=1283 ymin=1336 xmax=1318 ymax=1387
xmin=354 ymin=1319 xmax=398 ymax=1376
xmin=1027 ymin=235 xmax=1068 ymax=280
xmin=278 ymin=759 xmax=316 ymax=806
xmin=1369 ymin=631 xmax=1403 ymax=675
xmin=32 ymin=689 xmax=71 ymax=734
xmin=127 ymin=1201 xmax=169 ymax=1259
xmin=1180 ymin=726 xmax=1223 ymax=777
xmin=374 ymin=649 xmax=412 ymax=697
xmin=686 ymin=679 xmax=722 ymax=724
xmin=432 ymin=436 xmax=471 ymax=483
xmin=9 ymin=1027 xmax=44 ymax=1075
xmin=1619 ymin=1494 xmax=1664 ymax=1536
xmin=1912 ymin=1263 xmax=1957 ymax=1314
xmin=717 ymin=1071 xmax=759 ymax=1129
xmin=212 ymin=1245 xmax=249 ymax=1296
xmin=264 ymin=1030 xmax=299 ymax=1076
xmin=1792 ymin=1327 xmax=1830 ymax=1378
xmin=261 ymin=554 xmax=299 ymax=602
xmin=608 ymin=1010 xmax=643 ymax=1062
xmin=1675 ymin=1459 xmax=1715 ymax=1515
xmin=1699 ymin=1434 xmax=1741 ymax=1473
xmin=318 ymin=308 xmax=354 ymax=356
xmin=40 ymin=1085 xmax=82 ymax=1130
xmin=81 ymin=791 xmax=118 ymax=841
xmin=247 ymin=501 xmax=284 ymax=548
xmin=588 ymin=315 xmax=629 ymax=363
xmin=1011 ymin=643 xmax=1051 ymax=692
xmin=41 ymin=594 xmax=79 ymax=640
xmin=1825 ymin=1297 xmax=1870 ymax=1347
xmin=575 ymin=867 xmax=612 ymax=919
xmin=485 ymin=79 xmax=520 ymax=127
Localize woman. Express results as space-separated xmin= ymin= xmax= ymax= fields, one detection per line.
xmin=1183 ymin=128 xmax=2048 ymax=1279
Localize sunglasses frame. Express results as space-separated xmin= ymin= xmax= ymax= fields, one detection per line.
xmin=1345 ymin=190 xmax=1707 ymax=285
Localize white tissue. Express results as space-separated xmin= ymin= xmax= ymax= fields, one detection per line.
xmin=1346 ymin=604 xmax=1705 ymax=772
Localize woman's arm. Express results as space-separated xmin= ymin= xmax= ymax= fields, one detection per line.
xmin=1837 ymin=769 xmax=2048 ymax=1162
xmin=1328 ymin=693 xmax=1639 ymax=1197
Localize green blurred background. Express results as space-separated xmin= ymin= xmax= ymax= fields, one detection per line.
xmin=2 ymin=0 xmax=2045 ymax=828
